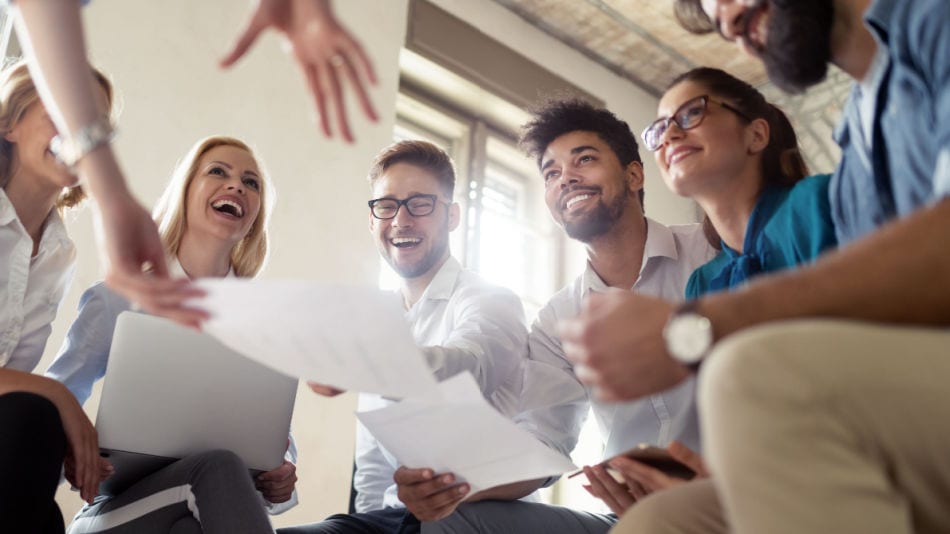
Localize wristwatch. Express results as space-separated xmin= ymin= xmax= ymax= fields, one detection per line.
xmin=663 ymin=300 xmax=713 ymax=370
xmin=50 ymin=117 xmax=115 ymax=172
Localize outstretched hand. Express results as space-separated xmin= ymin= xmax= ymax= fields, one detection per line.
xmin=94 ymin=193 xmax=207 ymax=328
xmin=221 ymin=0 xmax=378 ymax=143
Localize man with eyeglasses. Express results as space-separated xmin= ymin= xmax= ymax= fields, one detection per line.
xmin=409 ymin=99 xmax=715 ymax=533
xmin=278 ymin=140 xmax=527 ymax=534
xmin=561 ymin=1 xmax=950 ymax=534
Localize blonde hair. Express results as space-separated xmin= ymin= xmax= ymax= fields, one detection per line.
xmin=152 ymin=136 xmax=273 ymax=278
xmin=0 ymin=59 xmax=114 ymax=211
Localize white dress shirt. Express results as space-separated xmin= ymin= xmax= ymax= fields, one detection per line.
xmin=515 ymin=219 xmax=716 ymax=466
xmin=354 ymin=256 xmax=528 ymax=512
xmin=0 ymin=188 xmax=76 ymax=372
xmin=45 ymin=258 xmax=298 ymax=514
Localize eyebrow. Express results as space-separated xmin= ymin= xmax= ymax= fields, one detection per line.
xmin=208 ymin=160 xmax=260 ymax=178
xmin=540 ymin=145 xmax=600 ymax=171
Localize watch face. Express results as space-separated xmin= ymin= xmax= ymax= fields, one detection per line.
xmin=665 ymin=312 xmax=713 ymax=364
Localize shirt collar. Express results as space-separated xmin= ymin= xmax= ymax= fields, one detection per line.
xmin=581 ymin=217 xmax=678 ymax=293
xmin=0 ymin=188 xmax=15 ymax=227
xmin=0 ymin=188 xmax=71 ymax=250
xmin=415 ymin=256 xmax=461 ymax=302
xmin=168 ymin=255 xmax=237 ymax=279
xmin=863 ymin=0 xmax=898 ymax=44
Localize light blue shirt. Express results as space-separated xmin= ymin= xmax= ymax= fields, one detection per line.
xmin=45 ymin=262 xmax=298 ymax=514
xmin=830 ymin=0 xmax=950 ymax=243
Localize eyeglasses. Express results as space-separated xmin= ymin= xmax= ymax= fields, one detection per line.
xmin=367 ymin=194 xmax=448 ymax=220
xmin=641 ymin=95 xmax=752 ymax=152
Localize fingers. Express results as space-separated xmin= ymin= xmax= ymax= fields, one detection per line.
xmin=307 ymin=381 xmax=344 ymax=396
xmin=220 ymin=8 xmax=267 ymax=68
xmin=668 ymin=441 xmax=708 ymax=477
xmin=304 ymin=63 xmax=332 ymax=138
xmin=610 ymin=457 xmax=679 ymax=494
xmin=55 ymin=389 xmax=100 ymax=503
xmin=395 ymin=467 xmax=469 ymax=521
xmin=256 ymin=461 xmax=298 ymax=503
xmin=105 ymin=272 xmax=209 ymax=328
xmin=348 ymin=38 xmax=378 ymax=86
xmin=337 ymin=42 xmax=378 ymax=122
xmin=582 ymin=465 xmax=634 ymax=515
xmin=324 ymin=57 xmax=352 ymax=144
xmin=99 ymin=457 xmax=115 ymax=482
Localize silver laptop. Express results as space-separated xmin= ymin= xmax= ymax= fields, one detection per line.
xmin=96 ymin=311 xmax=297 ymax=496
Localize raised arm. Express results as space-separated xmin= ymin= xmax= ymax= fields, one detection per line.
xmin=10 ymin=0 xmax=205 ymax=325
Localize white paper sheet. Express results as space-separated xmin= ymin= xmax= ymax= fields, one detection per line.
xmin=357 ymin=373 xmax=577 ymax=494
xmin=194 ymin=279 xmax=438 ymax=399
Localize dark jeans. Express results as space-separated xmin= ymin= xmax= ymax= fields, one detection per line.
xmin=278 ymin=507 xmax=420 ymax=534
xmin=0 ymin=391 xmax=67 ymax=534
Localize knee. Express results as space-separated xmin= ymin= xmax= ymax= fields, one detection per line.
xmin=185 ymin=449 xmax=248 ymax=479
xmin=699 ymin=321 xmax=823 ymax=416
xmin=0 ymin=392 xmax=66 ymax=456
xmin=615 ymin=492 xmax=683 ymax=534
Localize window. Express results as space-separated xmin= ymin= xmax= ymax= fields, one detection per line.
xmin=382 ymin=51 xmax=562 ymax=320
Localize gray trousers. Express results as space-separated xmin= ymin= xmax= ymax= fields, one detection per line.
xmin=422 ymin=501 xmax=616 ymax=534
xmin=67 ymin=450 xmax=273 ymax=534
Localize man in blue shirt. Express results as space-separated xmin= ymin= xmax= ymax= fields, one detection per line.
xmin=557 ymin=1 xmax=950 ymax=533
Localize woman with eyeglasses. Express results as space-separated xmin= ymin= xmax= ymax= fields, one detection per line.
xmin=47 ymin=136 xmax=295 ymax=534
xmin=581 ymin=67 xmax=837 ymax=519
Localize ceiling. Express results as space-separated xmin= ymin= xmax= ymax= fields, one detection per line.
xmin=490 ymin=0 xmax=852 ymax=173
xmin=490 ymin=0 xmax=769 ymax=97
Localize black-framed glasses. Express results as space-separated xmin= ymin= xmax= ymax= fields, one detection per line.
xmin=641 ymin=95 xmax=752 ymax=152
xmin=367 ymin=194 xmax=448 ymax=220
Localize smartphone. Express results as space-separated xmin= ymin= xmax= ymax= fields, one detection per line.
xmin=569 ymin=443 xmax=696 ymax=481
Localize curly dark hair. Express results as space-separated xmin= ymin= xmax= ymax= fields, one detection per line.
xmin=519 ymin=98 xmax=644 ymax=208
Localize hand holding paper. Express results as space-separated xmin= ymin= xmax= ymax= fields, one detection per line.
xmin=194 ymin=279 xmax=437 ymax=399
xmin=357 ymin=373 xmax=576 ymax=495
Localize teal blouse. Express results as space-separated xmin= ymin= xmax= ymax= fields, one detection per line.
xmin=686 ymin=174 xmax=838 ymax=299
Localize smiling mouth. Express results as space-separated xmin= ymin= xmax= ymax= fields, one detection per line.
xmin=211 ymin=199 xmax=244 ymax=218
xmin=390 ymin=236 xmax=422 ymax=248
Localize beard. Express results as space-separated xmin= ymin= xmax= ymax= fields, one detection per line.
xmin=563 ymin=187 xmax=630 ymax=243
xmin=761 ymin=0 xmax=835 ymax=94
xmin=382 ymin=227 xmax=450 ymax=280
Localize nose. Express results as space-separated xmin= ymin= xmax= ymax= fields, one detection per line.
xmin=391 ymin=204 xmax=414 ymax=227
xmin=226 ymin=177 xmax=245 ymax=194
xmin=557 ymin=169 xmax=581 ymax=190
xmin=658 ymin=119 xmax=686 ymax=149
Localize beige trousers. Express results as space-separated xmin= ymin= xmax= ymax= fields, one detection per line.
xmin=612 ymin=320 xmax=950 ymax=534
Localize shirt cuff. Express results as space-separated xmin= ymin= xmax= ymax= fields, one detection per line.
xmin=934 ymin=148 xmax=950 ymax=199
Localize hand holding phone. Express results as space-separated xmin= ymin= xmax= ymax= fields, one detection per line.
xmin=568 ymin=442 xmax=697 ymax=480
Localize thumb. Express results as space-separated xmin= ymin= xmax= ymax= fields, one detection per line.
xmin=668 ymin=441 xmax=708 ymax=477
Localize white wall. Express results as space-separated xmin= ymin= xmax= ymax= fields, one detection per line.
xmin=427 ymin=0 xmax=699 ymax=272
xmin=46 ymin=0 xmax=408 ymax=527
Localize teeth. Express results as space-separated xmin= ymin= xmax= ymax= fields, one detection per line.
xmin=391 ymin=237 xmax=422 ymax=246
xmin=212 ymin=199 xmax=243 ymax=217
xmin=565 ymin=193 xmax=593 ymax=210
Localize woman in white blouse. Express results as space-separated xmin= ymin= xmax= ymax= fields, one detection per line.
xmin=47 ymin=135 xmax=296 ymax=534
xmin=0 ymin=60 xmax=114 ymax=533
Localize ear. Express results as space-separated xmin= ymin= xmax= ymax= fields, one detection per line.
xmin=4 ymin=125 xmax=19 ymax=144
xmin=747 ymin=117 xmax=770 ymax=155
xmin=447 ymin=202 xmax=461 ymax=232
xmin=625 ymin=160 xmax=645 ymax=195
xmin=368 ymin=211 xmax=377 ymax=234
